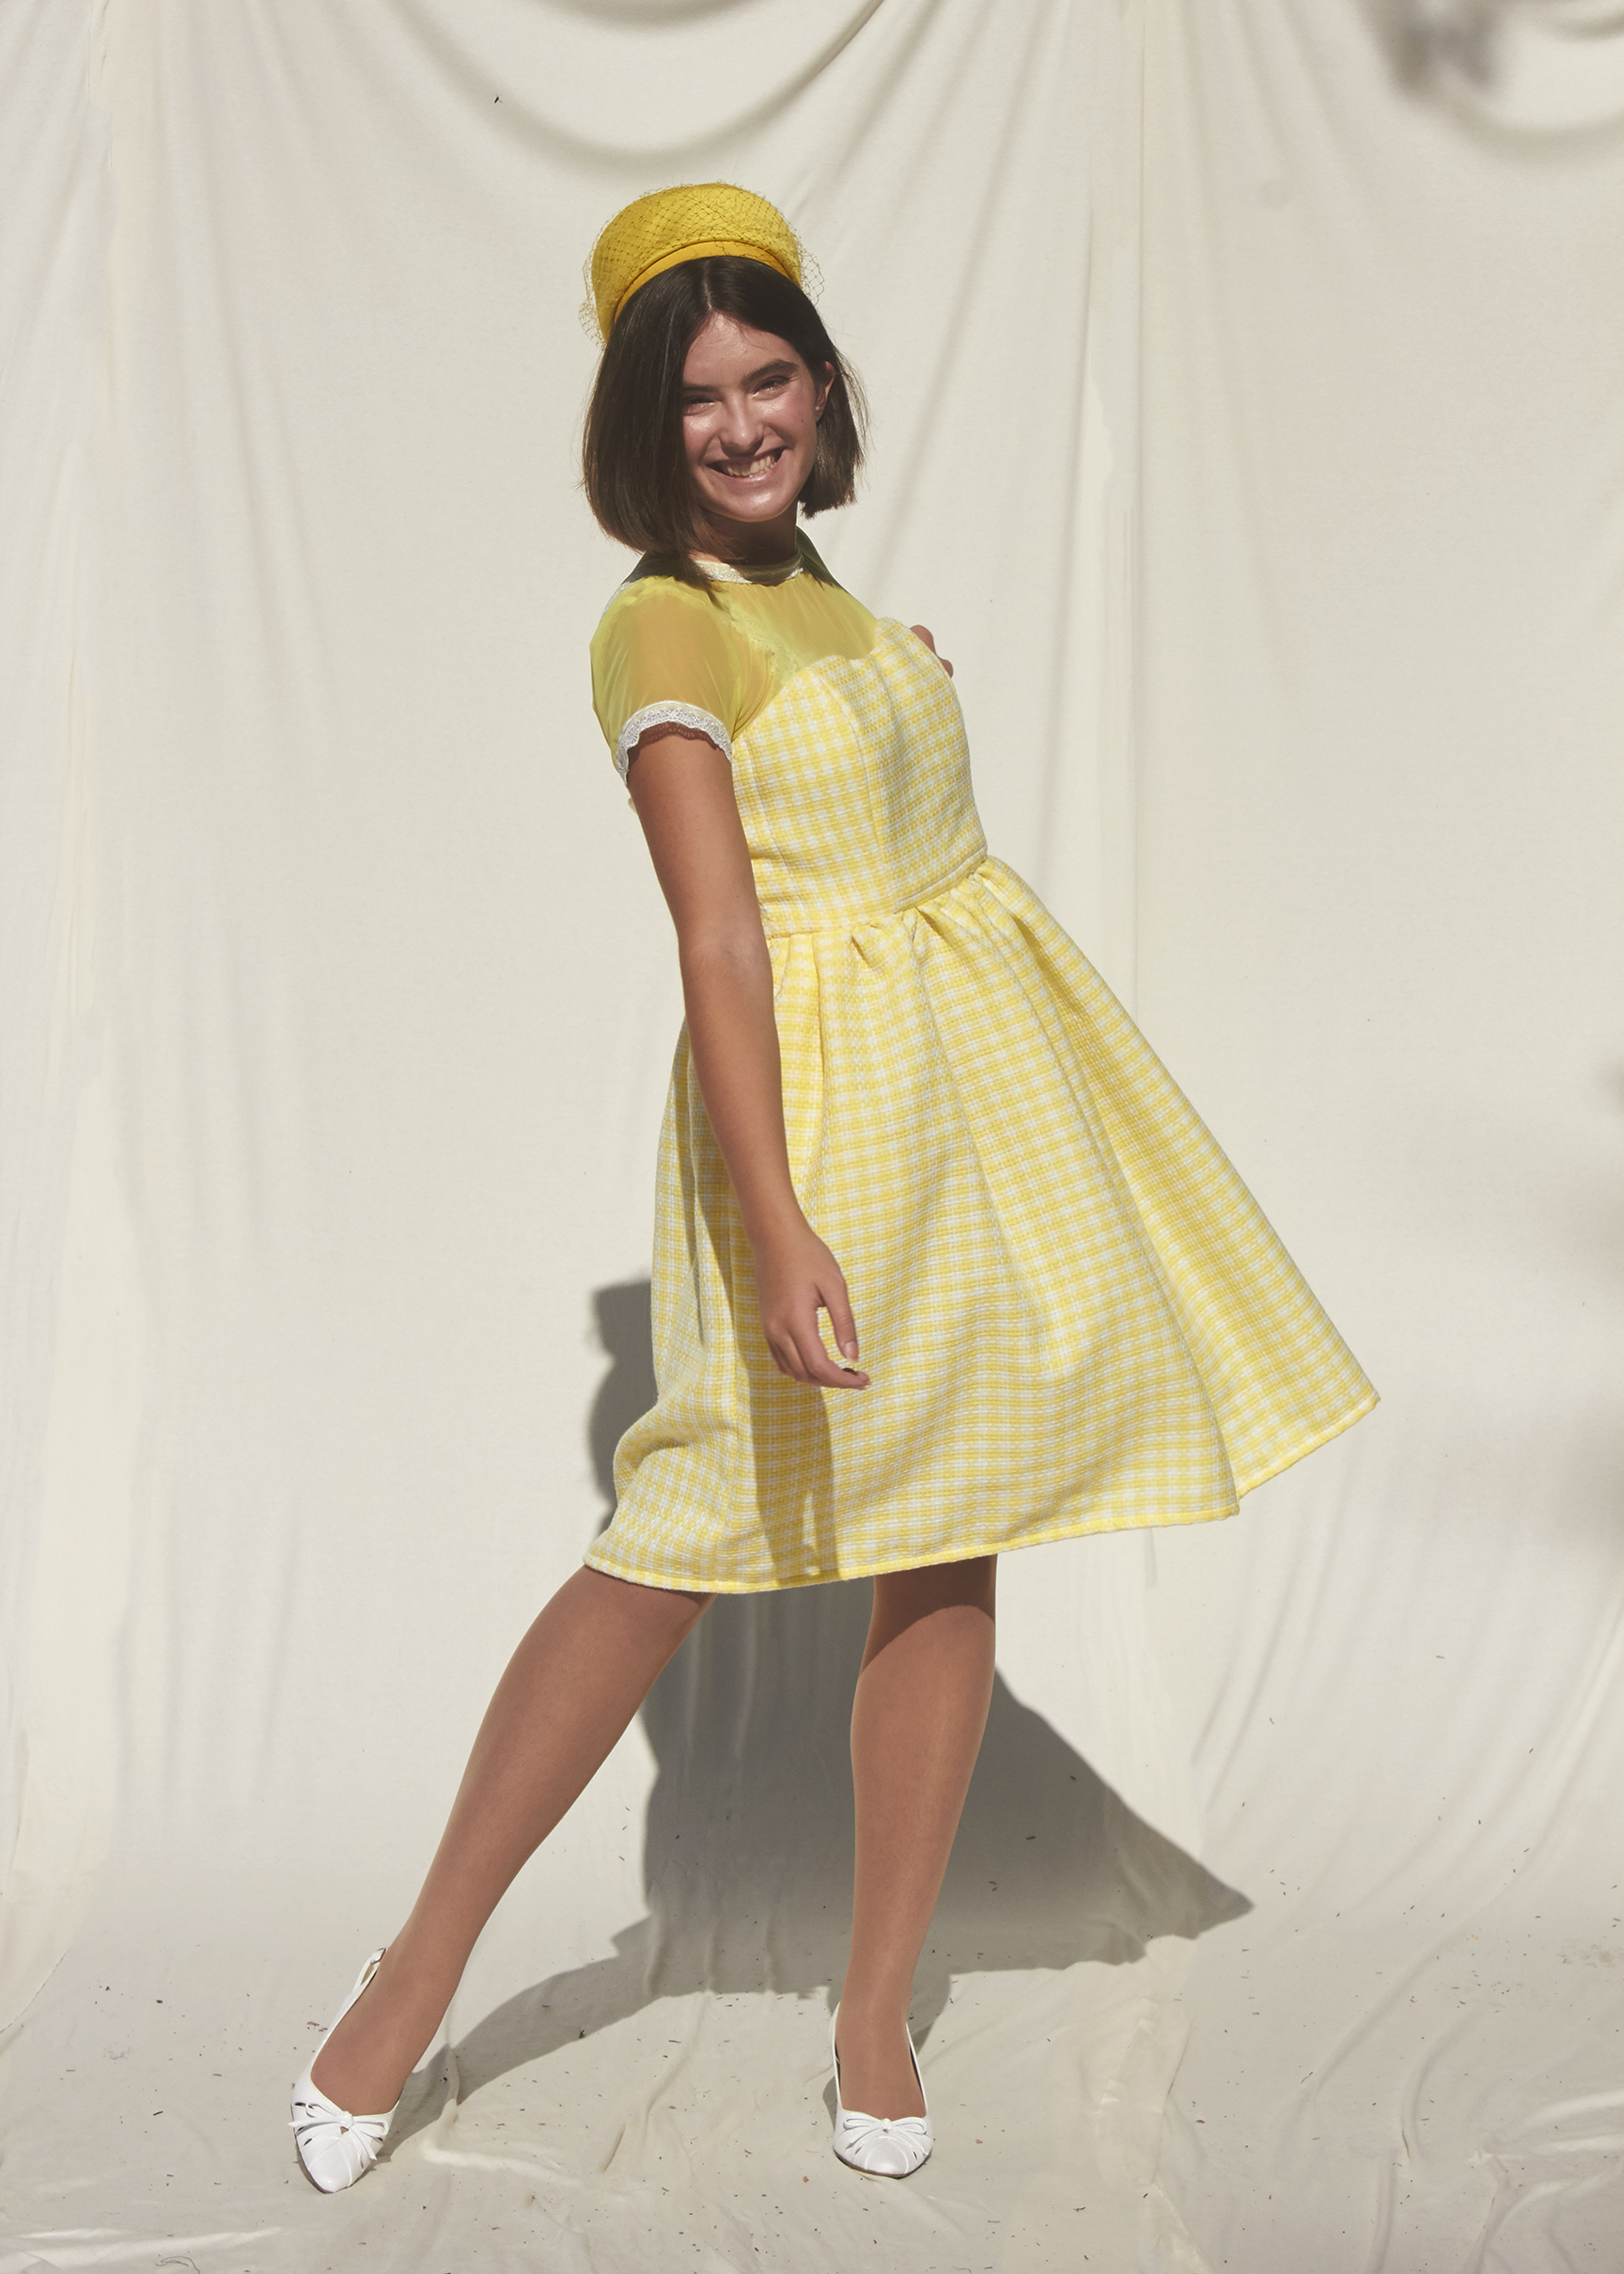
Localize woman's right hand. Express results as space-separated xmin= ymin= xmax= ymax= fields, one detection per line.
xmin=753 ymin=1216 xmax=870 ymax=1389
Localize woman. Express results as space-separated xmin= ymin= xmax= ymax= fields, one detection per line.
xmin=290 ymin=183 xmax=1376 ymax=2191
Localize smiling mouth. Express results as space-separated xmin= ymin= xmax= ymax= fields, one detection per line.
xmin=711 ymin=449 xmax=785 ymax=481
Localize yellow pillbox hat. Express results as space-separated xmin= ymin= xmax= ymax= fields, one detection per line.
xmin=587 ymin=182 xmax=804 ymax=341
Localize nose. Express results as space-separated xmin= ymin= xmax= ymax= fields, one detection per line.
xmin=713 ymin=389 xmax=766 ymax=458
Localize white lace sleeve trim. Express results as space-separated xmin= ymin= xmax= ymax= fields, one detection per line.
xmin=615 ymin=701 xmax=733 ymax=782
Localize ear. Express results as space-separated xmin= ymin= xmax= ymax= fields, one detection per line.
xmin=814 ymin=361 xmax=835 ymax=420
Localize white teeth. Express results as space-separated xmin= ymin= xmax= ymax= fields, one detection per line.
xmin=716 ymin=451 xmax=782 ymax=478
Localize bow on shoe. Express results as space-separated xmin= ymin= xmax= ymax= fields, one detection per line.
xmin=828 ymin=2004 xmax=933 ymax=2179
xmin=833 ymin=2107 xmax=933 ymax=2178
xmin=290 ymin=2085 xmax=393 ymax=2193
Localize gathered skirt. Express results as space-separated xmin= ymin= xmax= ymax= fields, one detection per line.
xmin=586 ymin=852 xmax=1376 ymax=1593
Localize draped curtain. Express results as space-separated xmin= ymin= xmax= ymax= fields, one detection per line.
xmin=3 ymin=4 xmax=1620 ymax=2266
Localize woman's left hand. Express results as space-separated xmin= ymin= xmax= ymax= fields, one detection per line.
xmin=910 ymin=625 xmax=953 ymax=677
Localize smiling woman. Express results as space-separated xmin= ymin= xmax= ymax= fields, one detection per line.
xmin=289 ymin=179 xmax=1377 ymax=2201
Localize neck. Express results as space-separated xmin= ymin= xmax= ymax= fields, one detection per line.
xmin=693 ymin=506 xmax=800 ymax=569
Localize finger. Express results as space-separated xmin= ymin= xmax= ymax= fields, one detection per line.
xmin=813 ymin=1341 xmax=870 ymax=1388
xmin=804 ymin=1342 xmax=870 ymax=1388
xmin=789 ymin=1314 xmax=869 ymax=1389
xmin=767 ymin=1325 xmax=815 ymax=1383
xmin=822 ymin=1284 xmax=862 ymax=1367
xmin=766 ymin=1322 xmax=817 ymax=1384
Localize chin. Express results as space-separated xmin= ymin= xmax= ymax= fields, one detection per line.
xmin=711 ymin=494 xmax=796 ymax=527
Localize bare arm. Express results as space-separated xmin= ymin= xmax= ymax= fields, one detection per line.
xmin=627 ymin=728 xmax=869 ymax=1390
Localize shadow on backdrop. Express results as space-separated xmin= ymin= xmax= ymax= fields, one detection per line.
xmin=1364 ymin=0 xmax=1624 ymax=133
xmin=394 ymin=1279 xmax=1249 ymax=2141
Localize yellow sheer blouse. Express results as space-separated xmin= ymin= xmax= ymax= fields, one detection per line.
xmin=590 ymin=531 xmax=877 ymax=783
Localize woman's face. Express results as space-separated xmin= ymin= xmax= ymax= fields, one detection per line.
xmin=679 ymin=313 xmax=833 ymax=559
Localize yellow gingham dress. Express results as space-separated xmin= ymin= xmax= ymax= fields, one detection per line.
xmin=586 ymin=538 xmax=1376 ymax=1593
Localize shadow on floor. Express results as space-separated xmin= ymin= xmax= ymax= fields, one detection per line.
xmin=392 ymin=1278 xmax=1249 ymax=2142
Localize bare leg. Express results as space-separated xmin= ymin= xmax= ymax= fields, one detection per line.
xmin=310 ymin=1566 xmax=710 ymax=2115
xmin=835 ymin=1556 xmax=996 ymax=2120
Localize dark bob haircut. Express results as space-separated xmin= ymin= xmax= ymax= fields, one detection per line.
xmin=583 ymin=257 xmax=866 ymax=586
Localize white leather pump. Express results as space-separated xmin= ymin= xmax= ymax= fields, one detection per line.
xmin=830 ymin=2003 xmax=933 ymax=2178
xmin=289 ymin=1949 xmax=398 ymax=2192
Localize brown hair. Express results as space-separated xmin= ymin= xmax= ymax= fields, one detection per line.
xmin=582 ymin=257 xmax=866 ymax=586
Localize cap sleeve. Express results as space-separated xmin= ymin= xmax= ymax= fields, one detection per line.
xmin=590 ymin=579 xmax=748 ymax=784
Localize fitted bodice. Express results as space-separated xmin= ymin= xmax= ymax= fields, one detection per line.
xmin=729 ymin=618 xmax=988 ymax=937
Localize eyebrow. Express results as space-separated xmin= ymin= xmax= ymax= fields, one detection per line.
xmin=680 ymin=360 xmax=797 ymax=395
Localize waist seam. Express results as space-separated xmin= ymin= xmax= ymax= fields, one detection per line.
xmin=759 ymin=844 xmax=991 ymax=939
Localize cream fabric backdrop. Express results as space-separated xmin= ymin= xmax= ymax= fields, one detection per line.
xmin=4 ymin=3 xmax=1621 ymax=2268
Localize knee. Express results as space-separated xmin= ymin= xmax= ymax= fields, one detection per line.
xmin=873 ymin=1564 xmax=987 ymax=1619
xmin=577 ymin=1566 xmax=713 ymax=1648
xmin=872 ymin=1555 xmax=996 ymax=1627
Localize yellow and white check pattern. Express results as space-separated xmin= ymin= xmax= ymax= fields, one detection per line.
xmin=589 ymin=617 xmax=1376 ymax=1592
